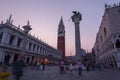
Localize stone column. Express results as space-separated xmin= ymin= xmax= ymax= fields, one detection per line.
xmin=29 ymin=56 xmax=32 ymax=64
xmin=9 ymin=53 xmax=15 ymax=64
xmin=71 ymin=11 xmax=82 ymax=59
xmin=0 ymin=51 xmax=3 ymax=63
xmin=26 ymin=41 xmax=30 ymax=50
xmin=25 ymin=56 xmax=28 ymax=63
xmin=1 ymin=52 xmax=5 ymax=64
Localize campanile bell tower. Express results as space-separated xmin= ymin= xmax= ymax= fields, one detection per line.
xmin=57 ymin=17 xmax=65 ymax=60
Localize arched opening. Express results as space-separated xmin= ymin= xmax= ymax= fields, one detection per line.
xmin=13 ymin=54 xmax=19 ymax=62
xmin=115 ymin=39 xmax=120 ymax=48
xmin=4 ymin=54 xmax=11 ymax=65
xmin=26 ymin=57 xmax=30 ymax=64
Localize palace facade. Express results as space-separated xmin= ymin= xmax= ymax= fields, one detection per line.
xmin=93 ymin=3 xmax=120 ymax=69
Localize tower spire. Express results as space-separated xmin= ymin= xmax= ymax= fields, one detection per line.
xmin=59 ymin=16 xmax=64 ymax=28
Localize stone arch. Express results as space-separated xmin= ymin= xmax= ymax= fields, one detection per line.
xmin=13 ymin=54 xmax=19 ymax=62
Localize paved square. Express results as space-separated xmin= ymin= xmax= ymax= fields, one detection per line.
xmin=8 ymin=66 xmax=120 ymax=80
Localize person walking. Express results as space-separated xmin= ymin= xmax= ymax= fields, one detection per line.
xmin=78 ymin=60 xmax=82 ymax=76
xmin=69 ymin=62 xmax=73 ymax=75
xmin=60 ymin=60 xmax=65 ymax=74
xmin=12 ymin=56 xmax=27 ymax=80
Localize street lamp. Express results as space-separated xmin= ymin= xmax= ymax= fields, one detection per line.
xmin=20 ymin=21 xmax=32 ymax=58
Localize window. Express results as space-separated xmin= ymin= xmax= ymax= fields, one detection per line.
xmin=59 ymin=31 xmax=63 ymax=34
xmin=17 ymin=38 xmax=22 ymax=47
xmin=37 ymin=46 xmax=39 ymax=52
xmin=104 ymin=27 xmax=107 ymax=36
xmin=33 ymin=44 xmax=36 ymax=51
xmin=29 ymin=42 xmax=32 ymax=50
xmin=9 ymin=35 xmax=14 ymax=45
xmin=100 ymin=35 xmax=102 ymax=43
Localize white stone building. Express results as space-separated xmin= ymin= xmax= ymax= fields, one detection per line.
xmin=93 ymin=3 xmax=120 ymax=69
xmin=0 ymin=15 xmax=62 ymax=65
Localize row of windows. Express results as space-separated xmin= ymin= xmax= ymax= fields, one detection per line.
xmin=0 ymin=32 xmax=60 ymax=57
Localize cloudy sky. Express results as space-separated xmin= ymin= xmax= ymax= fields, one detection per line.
xmin=0 ymin=0 xmax=120 ymax=56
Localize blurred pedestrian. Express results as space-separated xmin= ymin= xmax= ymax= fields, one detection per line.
xmin=69 ymin=62 xmax=73 ymax=75
xmin=78 ymin=60 xmax=82 ymax=76
xmin=60 ymin=60 xmax=65 ymax=74
xmin=12 ymin=55 xmax=27 ymax=80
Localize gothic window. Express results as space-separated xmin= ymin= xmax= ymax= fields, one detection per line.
xmin=104 ymin=27 xmax=107 ymax=37
xmin=115 ymin=39 xmax=120 ymax=48
xmin=9 ymin=35 xmax=14 ymax=45
xmin=0 ymin=33 xmax=3 ymax=42
xmin=17 ymin=38 xmax=22 ymax=47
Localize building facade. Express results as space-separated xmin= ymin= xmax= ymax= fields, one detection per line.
xmin=93 ymin=4 xmax=120 ymax=69
xmin=0 ymin=16 xmax=62 ymax=65
xmin=57 ymin=17 xmax=65 ymax=60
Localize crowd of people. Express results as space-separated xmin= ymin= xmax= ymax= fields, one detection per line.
xmin=59 ymin=60 xmax=82 ymax=76
xmin=0 ymin=56 xmax=117 ymax=80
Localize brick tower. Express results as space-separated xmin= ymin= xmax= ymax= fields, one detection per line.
xmin=57 ymin=17 xmax=65 ymax=60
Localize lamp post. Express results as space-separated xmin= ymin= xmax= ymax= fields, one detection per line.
xmin=20 ymin=21 xmax=32 ymax=58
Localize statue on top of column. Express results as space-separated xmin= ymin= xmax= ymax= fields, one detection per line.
xmin=72 ymin=11 xmax=82 ymax=22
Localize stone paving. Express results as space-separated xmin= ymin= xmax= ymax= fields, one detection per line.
xmin=7 ymin=66 xmax=120 ymax=80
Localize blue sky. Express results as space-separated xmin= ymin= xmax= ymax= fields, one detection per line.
xmin=0 ymin=0 xmax=120 ymax=56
